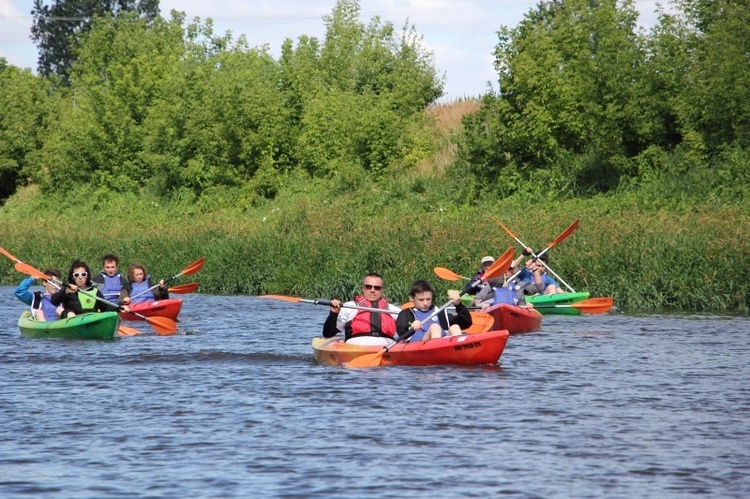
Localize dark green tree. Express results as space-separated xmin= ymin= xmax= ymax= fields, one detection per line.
xmin=30 ymin=0 xmax=159 ymax=84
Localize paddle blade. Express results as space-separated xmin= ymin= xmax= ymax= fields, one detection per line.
xmin=259 ymin=294 xmax=303 ymax=303
xmin=548 ymin=219 xmax=579 ymax=250
xmin=465 ymin=311 xmax=494 ymax=334
xmin=15 ymin=262 xmax=50 ymax=280
xmin=401 ymin=302 xmax=414 ymax=309
xmin=179 ymin=257 xmax=205 ymax=277
xmin=118 ymin=325 xmax=144 ymax=337
xmin=484 ymin=247 xmax=514 ymax=280
xmin=168 ymin=283 xmax=200 ymax=294
xmin=573 ymin=297 xmax=614 ymax=314
xmin=344 ymin=350 xmax=386 ymax=369
xmin=433 ymin=266 xmax=464 ymax=282
xmin=492 ymin=218 xmax=516 ymax=239
xmin=144 ymin=316 xmax=178 ymax=335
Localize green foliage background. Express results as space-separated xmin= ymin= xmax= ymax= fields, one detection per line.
xmin=1 ymin=0 xmax=748 ymax=313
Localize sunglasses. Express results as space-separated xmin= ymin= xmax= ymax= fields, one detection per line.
xmin=363 ymin=284 xmax=383 ymax=291
xmin=73 ymin=272 xmax=88 ymax=278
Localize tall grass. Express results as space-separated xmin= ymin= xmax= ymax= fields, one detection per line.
xmin=1 ymin=179 xmax=748 ymax=313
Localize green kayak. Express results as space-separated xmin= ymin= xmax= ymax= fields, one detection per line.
xmin=18 ymin=311 xmax=121 ymax=339
xmin=527 ymin=292 xmax=590 ymax=315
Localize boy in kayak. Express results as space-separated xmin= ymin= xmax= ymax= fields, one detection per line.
xmin=322 ymin=273 xmax=401 ymax=346
xmin=14 ymin=268 xmax=64 ymax=321
xmin=52 ymin=260 xmax=127 ymax=317
xmin=92 ymin=253 xmax=131 ymax=305
xmin=397 ymin=279 xmax=471 ymax=342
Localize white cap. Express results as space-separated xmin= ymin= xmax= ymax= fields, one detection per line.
xmin=480 ymin=256 xmax=495 ymax=265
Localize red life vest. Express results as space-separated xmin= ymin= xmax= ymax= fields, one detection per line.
xmin=345 ymin=296 xmax=397 ymax=340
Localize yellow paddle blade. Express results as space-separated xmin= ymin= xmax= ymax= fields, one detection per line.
xmin=465 ymin=311 xmax=494 ymax=334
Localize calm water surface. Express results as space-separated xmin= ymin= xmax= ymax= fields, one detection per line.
xmin=1 ymin=287 xmax=748 ymax=498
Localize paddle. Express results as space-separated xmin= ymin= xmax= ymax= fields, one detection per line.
xmin=14 ymin=262 xmax=177 ymax=335
xmin=168 ymin=282 xmax=200 ymax=294
xmin=531 ymin=297 xmax=614 ymax=315
xmin=345 ymin=247 xmax=515 ymax=369
xmin=261 ymin=295 xmax=403 ymax=314
xmin=129 ymin=257 xmax=205 ymax=301
xmin=117 ymin=325 xmax=144 ymax=336
xmin=494 ymin=218 xmax=578 ymax=292
xmin=503 ymin=218 xmax=580 ymax=285
xmin=465 ymin=311 xmax=494 ymax=334
xmin=433 ymin=267 xmax=469 ymax=282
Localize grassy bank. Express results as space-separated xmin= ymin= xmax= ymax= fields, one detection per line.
xmin=1 ymin=177 xmax=748 ymax=314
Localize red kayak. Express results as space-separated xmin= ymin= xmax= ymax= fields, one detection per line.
xmin=311 ymin=329 xmax=510 ymax=367
xmin=484 ymin=303 xmax=542 ymax=334
xmin=119 ymin=298 xmax=182 ymax=321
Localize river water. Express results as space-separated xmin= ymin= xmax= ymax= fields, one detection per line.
xmin=0 ymin=287 xmax=748 ymax=498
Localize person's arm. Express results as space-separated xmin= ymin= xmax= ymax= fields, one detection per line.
xmin=152 ymin=279 xmax=169 ymax=300
xmin=322 ymin=311 xmax=340 ymax=338
xmin=14 ymin=277 xmax=35 ymax=305
xmin=449 ymin=302 xmax=473 ymax=330
xmin=396 ymin=309 xmax=414 ymax=337
xmin=118 ymin=277 xmax=132 ymax=304
xmin=473 ymin=283 xmax=493 ymax=303
xmin=95 ymin=289 xmax=120 ymax=312
xmin=49 ymin=286 xmax=66 ymax=306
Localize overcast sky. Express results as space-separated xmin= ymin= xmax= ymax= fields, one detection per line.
xmin=0 ymin=0 xmax=665 ymax=100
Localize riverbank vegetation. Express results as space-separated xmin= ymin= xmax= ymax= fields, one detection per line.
xmin=1 ymin=0 xmax=748 ymax=312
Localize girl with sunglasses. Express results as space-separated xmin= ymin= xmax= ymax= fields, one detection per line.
xmin=51 ymin=260 xmax=125 ymax=318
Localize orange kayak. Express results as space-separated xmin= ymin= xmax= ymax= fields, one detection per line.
xmin=119 ymin=298 xmax=182 ymax=321
xmin=311 ymin=329 xmax=510 ymax=367
xmin=484 ymin=303 xmax=542 ymax=334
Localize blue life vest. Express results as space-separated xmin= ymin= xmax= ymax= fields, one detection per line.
xmin=99 ymin=273 xmax=123 ymax=302
xmin=40 ymin=294 xmax=58 ymax=321
xmin=492 ymin=284 xmax=519 ymax=306
xmin=409 ymin=307 xmax=443 ymax=342
xmin=130 ymin=279 xmax=155 ymax=304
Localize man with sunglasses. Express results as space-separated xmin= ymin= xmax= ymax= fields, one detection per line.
xmin=322 ymin=273 xmax=401 ymax=346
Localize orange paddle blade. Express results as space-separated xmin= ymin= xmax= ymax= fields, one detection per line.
xmin=492 ymin=218 xmax=517 ymax=239
xmin=465 ymin=311 xmax=494 ymax=334
xmin=573 ymin=297 xmax=614 ymax=314
xmin=548 ymin=219 xmax=579 ymax=250
xmin=140 ymin=315 xmax=178 ymax=335
xmin=168 ymin=283 xmax=200 ymax=294
xmin=401 ymin=301 xmax=414 ymax=309
xmin=260 ymin=294 xmax=303 ymax=303
xmin=433 ymin=267 xmax=465 ymax=281
xmin=180 ymin=257 xmax=205 ymax=277
xmin=118 ymin=325 xmax=144 ymax=337
xmin=15 ymin=262 xmax=51 ymax=280
xmin=344 ymin=350 xmax=386 ymax=369
xmin=484 ymin=247 xmax=514 ymax=280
